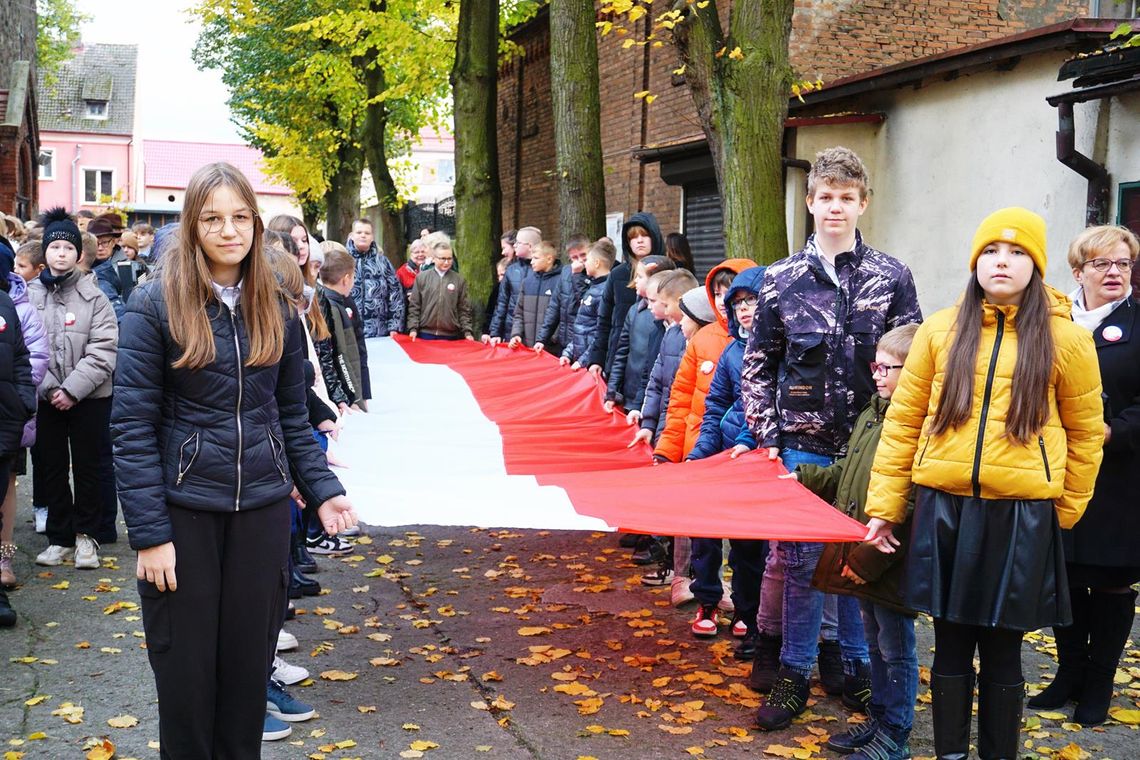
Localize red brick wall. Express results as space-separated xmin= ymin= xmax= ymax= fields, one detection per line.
xmin=790 ymin=0 xmax=1088 ymax=80
xmin=498 ymin=1 xmax=1089 ymax=243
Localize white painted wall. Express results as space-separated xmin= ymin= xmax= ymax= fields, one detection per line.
xmin=791 ymin=51 xmax=1140 ymax=315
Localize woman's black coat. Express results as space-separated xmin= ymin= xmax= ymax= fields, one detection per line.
xmin=112 ymin=280 xmax=346 ymax=551
xmin=1063 ymin=296 xmax=1140 ymax=567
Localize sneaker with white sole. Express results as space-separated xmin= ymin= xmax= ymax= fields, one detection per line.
xmin=671 ymin=576 xmax=695 ymax=607
xmin=640 ymin=565 xmax=674 ymax=587
xmin=691 ymin=605 xmax=719 ymax=638
xmin=266 ymin=678 xmax=315 ymax=722
xmin=35 ymin=544 xmax=74 ymax=567
xmin=277 ymin=630 xmax=298 ymax=652
xmin=272 ymin=655 xmax=309 ymax=685
xmin=337 ymin=523 xmax=361 ymax=537
xmin=305 ymin=533 xmax=354 ymax=556
xmin=33 ymin=507 xmax=47 ymax=534
xmin=731 ymin=618 xmax=749 ymax=638
xmin=262 ymin=712 xmax=292 ymax=741
xmin=74 ymin=534 xmax=100 ymax=569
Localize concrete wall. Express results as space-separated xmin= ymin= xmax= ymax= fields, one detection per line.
xmin=791 ymin=50 xmax=1140 ymax=315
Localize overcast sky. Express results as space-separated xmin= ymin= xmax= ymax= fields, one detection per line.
xmin=76 ymin=0 xmax=244 ymax=143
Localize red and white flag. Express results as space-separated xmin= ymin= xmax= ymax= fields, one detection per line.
xmin=333 ymin=337 xmax=865 ymax=542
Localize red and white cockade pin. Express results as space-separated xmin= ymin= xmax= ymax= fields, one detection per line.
xmin=447 ymin=283 xmax=456 ymax=291
xmin=700 ymin=360 xmax=715 ymax=375
xmin=346 ymin=307 xmax=354 ymax=319
xmin=0 ymin=316 xmax=7 ymax=332
xmin=64 ymin=312 xmax=77 ymax=326
xmin=1103 ymin=325 xmax=1123 ymax=342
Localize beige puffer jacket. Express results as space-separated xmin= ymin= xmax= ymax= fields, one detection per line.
xmin=27 ymin=271 xmax=118 ymax=402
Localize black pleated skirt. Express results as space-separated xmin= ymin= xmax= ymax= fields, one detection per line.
xmin=904 ymin=486 xmax=1071 ymax=631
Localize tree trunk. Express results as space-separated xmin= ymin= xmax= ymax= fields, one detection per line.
xmin=300 ymin=197 xmax=324 ymax=237
xmin=360 ymin=0 xmax=406 ymax=268
xmin=326 ymin=136 xmax=365 ymax=245
xmin=673 ymin=0 xmax=794 ymax=265
xmin=451 ymin=0 xmax=501 ymax=332
xmin=549 ymin=0 xmax=606 ymax=243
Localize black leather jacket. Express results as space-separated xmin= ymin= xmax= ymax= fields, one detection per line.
xmin=112 ymin=280 xmax=346 ymax=550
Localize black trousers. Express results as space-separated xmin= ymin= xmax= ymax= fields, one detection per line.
xmin=140 ymin=499 xmax=290 ymax=760
xmin=33 ymin=396 xmax=114 ymax=546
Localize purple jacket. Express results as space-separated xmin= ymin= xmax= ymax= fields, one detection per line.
xmin=8 ymin=274 xmax=48 ymax=447
xmin=741 ymin=232 xmax=921 ymax=457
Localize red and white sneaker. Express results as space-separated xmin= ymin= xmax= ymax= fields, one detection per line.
xmin=731 ymin=618 xmax=748 ymax=638
xmin=691 ymin=605 xmax=719 ymax=638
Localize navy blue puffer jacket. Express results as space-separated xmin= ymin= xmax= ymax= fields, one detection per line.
xmin=112 ymin=280 xmax=346 ymax=550
xmin=688 ymin=267 xmax=765 ymax=459
xmin=488 ymin=258 xmax=531 ymax=339
xmin=606 ymin=299 xmax=664 ymax=409
xmin=540 ymin=267 xmax=589 ymax=350
xmin=562 ymin=274 xmax=608 ymax=364
xmin=639 ymin=323 xmax=686 ymax=444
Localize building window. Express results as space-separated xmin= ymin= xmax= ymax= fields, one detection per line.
xmin=82 ymin=169 xmax=114 ymax=204
xmin=1090 ymin=0 xmax=1139 ymax=16
xmin=1119 ymin=182 xmax=1140 ymax=236
xmin=84 ymin=100 xmax=108 ymax=120
xmin=436 ymin=159 xmax=455 ymax=184
xmin=38 ymin=149 xmax=55 ymax=180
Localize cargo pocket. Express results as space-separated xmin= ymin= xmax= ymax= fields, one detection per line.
xmin=137 ymin=580 xmax=173 ymax=654
xmin=780 ymin=333 xmax=827 ymax=411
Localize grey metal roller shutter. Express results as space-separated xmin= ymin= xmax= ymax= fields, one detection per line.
xmin=683 ymin=180 xmax=725 ymax=280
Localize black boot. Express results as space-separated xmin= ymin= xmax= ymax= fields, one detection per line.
xmin=0 ymin=588 xmax=15 ymax=627
xmin=1073 ymin=589 xmax=1137 ymax=726
xmin=818 ymin=639 xmax=844 ymax=695
xmin=931 ymin=671 xmax=974 ymax=760
xmin=289 ymin=566 xmax=321 ymax=598
xmin=977 ymin=679 xmax=1024 ymax=760
xmin=755 ymin=666 xmax=810 ymax=731
xmin=1029 ymin=587 xmax=1089 ymax=709
xmin=842 ymin=659 xmax=873 ymax=713
xmin=292 ymin=536 xmax=317 ymax=574
xmin=749 ymin=632 xmax=782 ymax=692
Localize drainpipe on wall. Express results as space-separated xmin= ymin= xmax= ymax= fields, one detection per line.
xmin=1054 ymin=101 xmax=1109 ymax=226
xmin=71 ymin=145 xmax=82 ymax=211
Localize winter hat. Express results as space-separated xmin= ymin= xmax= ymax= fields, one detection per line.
xmin=308 ymin=236 xmax=325 ymax=265
xmin=639 ymin=254 xmax=675 ymax=275
xmin=679 ymin=286 xmax=716 ymax=327
xmin=40 ymin=207 xmax=82 ymax=253
xmin=970 ymin=207 xmax=1047 ymax=275
xmin=0 ymin=237 xmax=13 ymax=282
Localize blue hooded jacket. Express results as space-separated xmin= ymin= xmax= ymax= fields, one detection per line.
xmin=639 ymin=323 xmax=686 ymax=444
xmin=688 ymin=266 xmax=765 ymax=460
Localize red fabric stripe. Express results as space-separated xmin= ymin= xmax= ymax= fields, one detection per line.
xmin=395 ymin=337 xmax=866 ymax=542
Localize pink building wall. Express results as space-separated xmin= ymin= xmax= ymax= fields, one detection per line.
xmin=38 ymin=132 xmax=135 ymax=212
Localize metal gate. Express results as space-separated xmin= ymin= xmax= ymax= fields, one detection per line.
xmin=683 ymin=181 xmax=725 ymax=280
xmin=403 ymin=196 xmax=456 ymax=242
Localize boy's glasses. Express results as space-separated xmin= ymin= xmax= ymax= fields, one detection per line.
xmin=731 ymin=295 xmax=759 ymax=310
xmin=1082 ymin=258 xmax=1133 ymax=273
xmin=869 ymin=362 xmax=904 ymax=377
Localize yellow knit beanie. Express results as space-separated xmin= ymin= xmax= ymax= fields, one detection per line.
xmin=969 ymin=207 xmax=1047 ymax=275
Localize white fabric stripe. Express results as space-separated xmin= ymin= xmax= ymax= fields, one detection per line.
xmin=330 ymin=338 xmax=612 ymax=532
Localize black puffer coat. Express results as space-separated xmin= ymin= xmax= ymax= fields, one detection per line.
xmin=606 ymin=299 xmax=664 ymax=409
xmin=511 ymin=262 xmax=563 ymax=348
xmin=540 ymin=266 xmax=589 ymax=350
xmin=112 ymin=280 xmax=346 ymax=550
xmin=0 ymin=290 xmax=36 ymax=455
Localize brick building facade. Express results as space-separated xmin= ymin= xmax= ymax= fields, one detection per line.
xmin=498 ymin=0 xmax=1089 ymax=259
xmin=0 ymin=1 xmax=39 ymax=220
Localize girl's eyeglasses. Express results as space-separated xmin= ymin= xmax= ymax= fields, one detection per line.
xmin=869 ymin=362 xmax=904 ymax=377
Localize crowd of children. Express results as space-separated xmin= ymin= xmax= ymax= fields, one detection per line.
xmin=0 ymin=145 xmax=1135 ymax=756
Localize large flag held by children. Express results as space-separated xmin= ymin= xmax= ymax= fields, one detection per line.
xmin=333 ymin=337 xmax=866 ymax=542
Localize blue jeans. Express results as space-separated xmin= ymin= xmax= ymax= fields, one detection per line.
xmin=778 ymin=448 xmax=870 ymax=677
xmin=860 ymin=598 xmax=918 ymax=736
xmin=690 ymin=538 xmax=767 ymax=629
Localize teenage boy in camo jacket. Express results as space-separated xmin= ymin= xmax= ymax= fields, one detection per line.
xmin=741 ymin=146 xmax=922 ymax=732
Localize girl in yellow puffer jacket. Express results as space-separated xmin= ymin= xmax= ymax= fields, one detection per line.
xmin=864 ymin=208 xmax=1104 ymax=760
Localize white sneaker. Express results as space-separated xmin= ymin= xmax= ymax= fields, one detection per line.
xmin=74 ymin=534 xmax=100 ymax=569
xmin=277 ymin=629 xmax=298 ymax=652
xmin=35 ymin=544 xmax=74 ymax=567
xmin=671 ymin=576 xmax=696 ymax=607
xmin=272 ymin=655 xmax=309 ymax=685
xmin=33 ymin=507 xmax=47 ymax=534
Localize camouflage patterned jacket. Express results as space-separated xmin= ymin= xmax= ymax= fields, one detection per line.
xmin=741 ymin=232 xmax=921 ymax=457
xmin=347 ymin=239 xmax=406 ymax=338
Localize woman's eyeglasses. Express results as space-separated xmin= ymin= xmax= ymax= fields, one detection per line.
xmin=869 ymin=362 xmax=904 ymax=377
xmin=1082 ymin=258 xmax=1133 ymax=273
xmin=199 ymin=212 xmax=256 ymax=234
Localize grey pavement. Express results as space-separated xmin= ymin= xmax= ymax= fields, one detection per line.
xmin=2 ymin=505 xmax=1139 ymax=759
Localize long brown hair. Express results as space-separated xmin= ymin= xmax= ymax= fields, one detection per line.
xmin=267 ymin=215 xmax=329 ymax=341
xmin=165 ymin=162 xmax=284 ymax=370
xmin=930 ymin=272 xmax=1055 ymax=444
